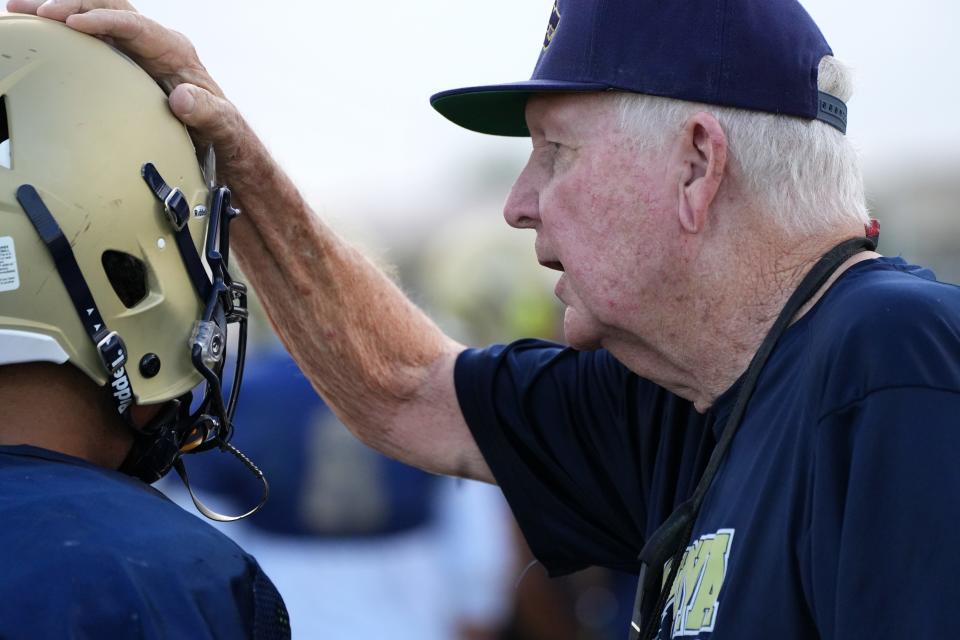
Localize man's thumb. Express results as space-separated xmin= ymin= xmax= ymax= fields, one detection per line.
xmin=168 ymin=83 xmax=237 ymax=145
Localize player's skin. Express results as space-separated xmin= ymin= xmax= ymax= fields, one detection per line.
xmin=0 ymin=362 xmax=160 ymax=468
xmin=5 ymin=0 xmax=879 ymax=483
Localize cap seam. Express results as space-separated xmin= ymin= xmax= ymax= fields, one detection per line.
xmin=713 ymin=0 xmax=729 ymax=104
xmin=586 ymin=0 xmax=604 ymax=82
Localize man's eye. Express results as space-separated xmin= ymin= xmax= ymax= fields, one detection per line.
xmin=550 ymin=142 xmax=574 ymax=171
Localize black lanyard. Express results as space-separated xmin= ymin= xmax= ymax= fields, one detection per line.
xmin=629 ymin=235 xmax=877 ymax=640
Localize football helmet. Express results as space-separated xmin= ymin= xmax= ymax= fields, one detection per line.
xmin=0 ymin=14 xmax=261 ymax=516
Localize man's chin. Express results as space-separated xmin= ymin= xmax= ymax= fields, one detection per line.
xmin=562 ymin=312 xmax=603 ymax=351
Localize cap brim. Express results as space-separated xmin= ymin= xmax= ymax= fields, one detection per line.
xmin=430 ymin=80 xmax=610 ymax=137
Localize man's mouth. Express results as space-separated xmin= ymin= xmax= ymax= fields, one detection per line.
xmin=539 ymin=259 xmax=564 ymax=272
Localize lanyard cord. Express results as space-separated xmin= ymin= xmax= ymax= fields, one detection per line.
xmin=630 ymin=235 xmax=877 ymax=640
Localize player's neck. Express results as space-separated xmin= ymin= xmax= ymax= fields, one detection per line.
xmin=0 ymin=362 xmax=133 ymax=468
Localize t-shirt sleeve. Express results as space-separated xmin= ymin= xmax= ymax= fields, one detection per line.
xmin=455 ymin=339 xmax=711 ymax=576
xmin=804 ymin=386 xmax=960 ymax=639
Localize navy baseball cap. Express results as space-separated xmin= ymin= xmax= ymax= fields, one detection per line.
xmin=430 ymin=0 xmax=848 ymax=136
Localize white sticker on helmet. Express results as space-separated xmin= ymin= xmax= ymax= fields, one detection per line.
xmin=0 ymin=236 xmax=18 ymax=292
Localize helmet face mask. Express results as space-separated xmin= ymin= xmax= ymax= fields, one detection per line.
xmin=0 ymin=15 xmax=254 ymax=492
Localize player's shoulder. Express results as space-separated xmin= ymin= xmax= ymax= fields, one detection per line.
xmin=0 ymin=446 xmax=281 ymax=638
xmin=0 ymin=446 xmax=253 ymax=571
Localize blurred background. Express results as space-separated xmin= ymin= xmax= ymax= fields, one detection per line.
xmin=145 ymin=0 xmax=960 ymax=637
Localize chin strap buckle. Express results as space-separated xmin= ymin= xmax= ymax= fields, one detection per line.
xmin=143 ymin=162 xmax=191 ymax=231
xmin=95 ymin=330 xmax=128 ymax=375
xmin=163 ymin=187 xmax=190 ymax=231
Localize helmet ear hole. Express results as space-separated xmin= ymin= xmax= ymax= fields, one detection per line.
xmin=0 ymin=95 xmax=10 ymax=169
xmin=102 ymin=250 xmax=148 ymax=308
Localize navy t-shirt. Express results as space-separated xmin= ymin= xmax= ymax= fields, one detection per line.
xmin=0 ymin=445 xmax=290 ymax=639
xmin=455 ymin=257 xmax=960 ymax=639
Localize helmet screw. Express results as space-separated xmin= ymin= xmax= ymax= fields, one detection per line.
xmin=139 ymin=353 xmax=162 ymax=378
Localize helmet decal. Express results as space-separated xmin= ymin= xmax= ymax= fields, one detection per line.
xmin=0 ymin=235 xmax=18 ymax=293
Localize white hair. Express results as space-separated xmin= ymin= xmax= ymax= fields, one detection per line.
xmin=615 ymin=57 xmax=869 ymax=235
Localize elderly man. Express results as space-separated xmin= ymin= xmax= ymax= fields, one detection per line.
xmin=15 ymin=0 xmax=960 ymax=638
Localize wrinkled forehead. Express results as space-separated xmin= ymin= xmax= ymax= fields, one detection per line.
xmin=524 ymin=92 xmax=621 ymax=139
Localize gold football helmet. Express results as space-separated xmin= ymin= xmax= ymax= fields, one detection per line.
xmin=0 ymin=15 xmax=257 ymax=508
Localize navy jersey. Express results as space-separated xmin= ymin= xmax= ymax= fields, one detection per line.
xmin=455 ymin=257 xmax=960 ymax=639
xmin=0 ymin=445 xmax=290 ymax=640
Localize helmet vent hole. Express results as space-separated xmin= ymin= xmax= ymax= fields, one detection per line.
xmin=0 ymin=95 xmax=10 ymax=169
xmin=102 ymin=250 xmax=148 ymax=308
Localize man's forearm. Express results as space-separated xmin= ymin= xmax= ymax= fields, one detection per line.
xmin=223 ymin=124 xmax=459 ymax=447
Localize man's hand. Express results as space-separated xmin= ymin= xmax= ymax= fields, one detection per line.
xmin=8 ymin=1 xmax=218 ymax=93
xmin=6 ymin=0 xmax=244 ymax=161
xmin=6 ymin=0 xmax=492 ymax=484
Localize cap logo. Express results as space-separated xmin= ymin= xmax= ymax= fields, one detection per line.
xmin=543 ymin=1 xmax=561 ymax=50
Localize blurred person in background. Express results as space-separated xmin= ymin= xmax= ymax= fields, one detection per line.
xmin=23 ymin=1 xmax=960 ymax=639
xmin=417 ymin=220 xmax=638 ymax=640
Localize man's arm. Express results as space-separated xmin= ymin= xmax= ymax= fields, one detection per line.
xmin=8 ymin=0 xmax=492 ymax=482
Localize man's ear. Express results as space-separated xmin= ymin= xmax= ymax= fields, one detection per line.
xmin=670 ymin=112 xmax=728 ymax=233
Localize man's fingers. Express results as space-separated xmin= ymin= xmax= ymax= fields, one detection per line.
xmin=45 ymin=0 xmax=135 ymax=18
xmin=66 ymin=9 xmax=189 ymax=64
xmin=9 ymin=0 xmax=230 ymax=144
xmin=7 ymin=0 xmax=136 ymax=21
xmin=62 ymin=9 xmax=221 ymax=96
xmin=7 ymin=6 xmax=176 ymax=80
xmin=169 ymin=84 xmax=243 ymax=150
xmin=5 ymin=0 xmax=46 ymax=14
xmin=64 ymin=9 xmax=145 ymax=42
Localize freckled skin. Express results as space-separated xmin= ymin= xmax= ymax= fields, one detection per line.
xmin=505 ymin=94 xmax=675 ymax=351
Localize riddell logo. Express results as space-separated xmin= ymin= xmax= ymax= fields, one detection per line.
xmin=111 ymin=367 xmax=134 ymax=414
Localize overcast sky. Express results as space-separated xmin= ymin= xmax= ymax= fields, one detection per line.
xmin=134 ymin=1 xmax=958 ymax=223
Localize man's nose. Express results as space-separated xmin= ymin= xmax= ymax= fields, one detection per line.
xmin=503 ymin=157 xmax=542 ymax=229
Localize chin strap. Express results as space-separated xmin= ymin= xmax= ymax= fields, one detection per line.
xmin=119 ymin=398 xmax=187 ymax=483
xmin=141 ymin=162 xmax=212 ymax=300
xmin=16 ymin=184 xmax=135 ymax=418
xmin=174 ymin=441 xmax=270 ymax=522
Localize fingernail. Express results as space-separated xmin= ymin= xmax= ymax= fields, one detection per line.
xmin=179 ymin=89 xmax=196 ymax=116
